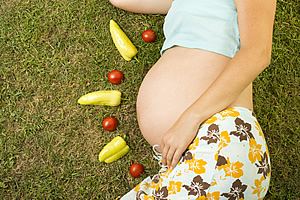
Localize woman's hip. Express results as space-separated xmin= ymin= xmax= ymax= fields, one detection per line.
xmin=170 ymin=106 xmax=271 ymax=198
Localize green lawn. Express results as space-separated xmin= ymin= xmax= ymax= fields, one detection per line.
xmin=0 ymin=0 xmax=299 ymax=199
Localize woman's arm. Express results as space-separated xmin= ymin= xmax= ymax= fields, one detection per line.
xmin=161 ymin=0 xmax=277 ymax=169
xmin=109 ymin=0 xmax=173 ymax=14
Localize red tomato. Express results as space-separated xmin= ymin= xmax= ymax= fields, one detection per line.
xmin=102 ymin=117 xmax=117 ymax=131
xmin=130 ymin=163 xmax=144 ymax=178
xmin=108 ymin=70 xmax=123 ymax=84
xmin=142 ymin=29 xmax=156 ymax=43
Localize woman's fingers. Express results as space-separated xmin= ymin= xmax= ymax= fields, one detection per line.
xmin=166 ymin=147 xmax=176 ymax=168
xmin=162 ymin=145 xmax=181 ymax=169
xmin=161 ymin=143 xmax=170 ymax=167
xmin=162 ymin=136 xmax=185 ymax=169
xmin=170 ymin=150 xmax=182 ymax=169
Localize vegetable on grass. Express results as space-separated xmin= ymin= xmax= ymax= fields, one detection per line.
xmin=108 ymin=70 xmax=123 ymax=85
xmin=110 ymin=19 xmax=138 ymax=61
xmin=99 ymin=136 xmax=130 ymax=163
xmin=130 ymin=163 xmax=144 ymax=178
xmin=142 ymin=29 xmax=156 ymax=43
xmin=102 ymin=116 xmax=117 ymax=131
xmin=78 ymin=90 xmax=121 ymax=106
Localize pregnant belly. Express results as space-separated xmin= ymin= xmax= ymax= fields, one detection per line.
xmin=136 ymin=47 xmax=233 ymax=147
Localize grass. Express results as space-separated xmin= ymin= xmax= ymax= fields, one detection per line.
xmin=0 ymin=0 xmax=298 ymax=199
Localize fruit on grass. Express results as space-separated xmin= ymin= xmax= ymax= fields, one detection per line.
xmin=102 ymin=117 xmax=117 ymax=131
xmin=108 ymin=70 xmax=123 ymax=84
xmin=142 ymin=29 xmax=156 ymax=43
xmin=78 ymin=90 xmax=121 ymax=106
xmin=99 ymin=136 xmax=130 ymax=163
xmin=130 ymin=163 xmax=144 ymax=178
xmin=110 ymin=19 xmax=138 ymax=61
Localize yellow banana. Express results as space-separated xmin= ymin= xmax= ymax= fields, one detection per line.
xmin=110 ymin=19 xmax=138 ymax=61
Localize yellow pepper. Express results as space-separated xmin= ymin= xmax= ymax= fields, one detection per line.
xmin=99 ymin=136 xmax=130 ymax=163
xmin=110 ymin=19 xmax=138 ymax=61
xmin=78 ymin=90 xmax=121 ymax=106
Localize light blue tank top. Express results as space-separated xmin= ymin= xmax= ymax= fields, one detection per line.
xmin=161 ymin=0 xmax=240 ymax=58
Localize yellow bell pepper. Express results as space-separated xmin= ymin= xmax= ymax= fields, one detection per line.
xmin=99 ymin=136 xmax=130 ymax=163
xmin=110 ymin=19 xmax=138 ymax=61
xmin=78 ymin=90 xmax=121 ymax=106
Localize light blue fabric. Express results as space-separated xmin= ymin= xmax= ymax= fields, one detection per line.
xmin=161 ymin=0 xmax=241 ymax=58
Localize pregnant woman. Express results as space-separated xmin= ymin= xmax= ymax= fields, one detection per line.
xmin=110 ymin=0 xmax=276 ymax=199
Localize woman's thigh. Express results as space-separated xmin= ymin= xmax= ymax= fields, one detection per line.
xmin=170 ymin=107 xmax=271 ymax=199
xmin=120 ymin=107 xmax=271 ymax=200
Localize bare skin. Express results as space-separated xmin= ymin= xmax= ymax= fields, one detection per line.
xmin=110 ymin=0 xmax=276 ymax=169
xmin=109 ymin=0 xmax=173 ymax=14
xmin=137 ymin=47 xmax=253 ymax=148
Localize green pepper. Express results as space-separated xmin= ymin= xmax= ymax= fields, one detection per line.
xmin=110 ymin=19 xmax=138 ymax=61
xmin=78 ymin=90 xmax=121 ymax=106
xmin=99 ymin=136 xmax=130 ymax=163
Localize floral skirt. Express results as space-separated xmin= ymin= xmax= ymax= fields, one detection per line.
xmin=119 ymin=107 xmax=271 ymax=200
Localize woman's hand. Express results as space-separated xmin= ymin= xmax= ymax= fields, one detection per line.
xmin=160 ymin=108 xmax=203 ymax=169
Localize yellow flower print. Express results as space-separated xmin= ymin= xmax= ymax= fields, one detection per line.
xmin=189 ymin=137 xmax=200 ymax=150
xmin=144 ymin=195 xmax=155 ymax=200
xmin=214 ymin=152 xmax=218 ymax=162
xmin=160 ymin=168 xmax=173 ymax=179
xmin=207 ymin=191 xmax=220 ymax=200
xmin=168 ymin=181 xmax=182 ymax=195
xmin=175 ymin=170 xmax=182 ymax=177
xmin=134 ymin=181 xmax=151 ymax=192
xmin=143 ymin=182 xmax=151 ymax=190
xmin=218 ymin=131 xmax=231 ymax=150
xmin=150 ymin=182 xmax=161 ymax=191
xmin=211 ymin=176 xmax=227 ymax=187
xmin=204 ymin=116 xmax=218 ymax=124
xmin=134 ymin=182 xmax=141 ymax=192
xmin=220 ymin=107 xmax=240 ymax=118
xmin=211 ymin=178 xmax=217 ymax=187
xmin=255 ymin=120 xmax=270 ymax=156
xmin=251 ymin=176 xmax=266 ymax=197
xmin=196 ymin=196 xmax=207 ymax=200
xmin=150 ymin=175 xmax=162 ymax=190
xmin=266 ymin=146 xmax=270 ymax=161
xmin=248 ymin=138 xmax=263 ymax=164
xmin=188 ymin=158 xmax=207 ymax=174
xmin=254 ymin=120 xmax=264 ymax=138
xmin=255 ymin=120 xmax=267 ymax=150
xmin=220 ymin=157 xmax=244 ymax=178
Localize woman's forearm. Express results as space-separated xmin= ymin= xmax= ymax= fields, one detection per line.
xmin=187 ymin=46 xmax=271 ymax=125
xmin=109 ymin=0 xmax=173 ymax=14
